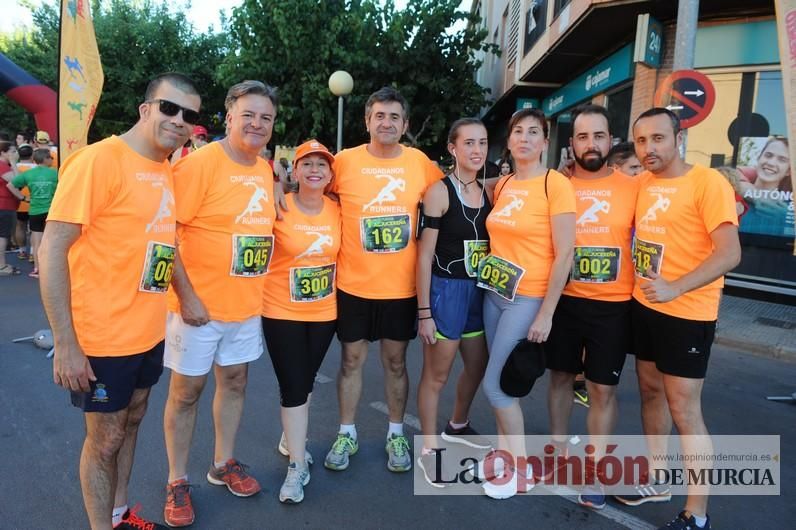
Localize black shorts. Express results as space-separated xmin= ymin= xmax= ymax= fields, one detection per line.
xmin=0 ymin=210 xmax=14 ymax=239
xmin=262 ymin=317 xmax=336 ymax=407
xmin=545 ymin=295 xmax=630 ymax=385
xmin=16 ymin=212 xmax=29 ymax=222
xmin=28 ymin=213 xmax=47 ymax=232
xmin=631 ymin=299 xmax=715 ymax=379
xmin=336 ymin=289 xmax=417 ymax=342
xmin=70 ymin=341 xmax=165 ymax=413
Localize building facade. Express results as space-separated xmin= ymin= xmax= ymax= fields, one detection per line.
xmin=474 ymin=0 xmax=795 ymax=299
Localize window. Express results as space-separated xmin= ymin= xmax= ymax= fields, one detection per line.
xmin=524 ymin=0 xmax=548 ymax=55
xmin=553 ymin=0 xmax=571 ymax=17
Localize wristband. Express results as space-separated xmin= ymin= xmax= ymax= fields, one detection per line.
xmin=417 ymin=306 xmax=430 ymax=311
xmin=418 ymin=316 xmax=433 ymax=321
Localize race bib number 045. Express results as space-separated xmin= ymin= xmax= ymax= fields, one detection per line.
xmin=476 ymin=255 xmax=525 ymax=301
xmin=231 ymin=234 xmax=274 ymax=277
xmin=571 ymin=246 xmax=620 ymax=283
xmin=464 ymin=239 xmax=489 ymax=278
xmin=634 ymin=237 xmax=664 ymax=280
xmin=290 ymin=263 xmax=336 ymax=303
xmin=360 ymin=214 xmax=411 ymax=253
xmin=139 ymin=241 xmax=175 ymax=293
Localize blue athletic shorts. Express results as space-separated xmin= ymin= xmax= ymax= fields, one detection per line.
xmin=430 ymin=275 xmax=484 ymax=340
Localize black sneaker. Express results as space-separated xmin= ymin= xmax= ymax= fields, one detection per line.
xmin=573 ymin=387 xmax=590 ymax=408
xmin=116 ymin=505 xmax=168 ymax=529
xmin=658 ymin=510 xmax=711 ymax=530
xmin=440 ymin=421 xmax=492 ymax=450
xmin=417 ymin=452 xmax=445 ymax=488
xmin=614 ymin=480 xmax=672 ymax=506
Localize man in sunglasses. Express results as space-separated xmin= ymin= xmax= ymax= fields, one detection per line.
xmin=39 ymin=72 xmax=201 ymax=530
xmin=161 ymin=80 xmax=279 ymax=527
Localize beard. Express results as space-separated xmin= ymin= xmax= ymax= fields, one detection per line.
xmin=574 ymin=150 xmax=606 ymax=172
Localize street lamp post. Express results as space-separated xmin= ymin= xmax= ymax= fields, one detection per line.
xmin=328 ymin=70 xmax=354 ymax=153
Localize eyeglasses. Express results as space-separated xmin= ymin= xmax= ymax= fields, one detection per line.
xmin=147 ymin=99 xmax=200 ymax=125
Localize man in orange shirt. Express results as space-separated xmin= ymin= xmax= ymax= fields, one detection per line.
xmin=39 ymin=73 xmax=201 ymax=530
xmin=545 ymin=105 xmax=638 ymax=509
xmin=161 ymin=80 xmax=279 ymax=527
xmin=324 ymin=87 xmax=442 ymax=473
xmin=614 ymin=108 xmax=740 ymax=530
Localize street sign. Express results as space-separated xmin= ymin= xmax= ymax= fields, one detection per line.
xmin=653 ymin=70 xmax=716 ymax=129
xmin=634 ymin=14 xmax=664 ymax=68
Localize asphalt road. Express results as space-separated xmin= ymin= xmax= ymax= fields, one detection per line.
xmin=1 ymin=269 xmax=794 ymax=530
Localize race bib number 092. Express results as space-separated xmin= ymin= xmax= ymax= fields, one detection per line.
xmin=476 ymin=255 xmax=525 ymax=301
xmin=290 ymin=263 xmax=336 ymax=302
xmin=633 ymin=237 xmax=664 ymax=280
xmin=360 ymin=214 xmax=411 ymax=253
xmin=571 ymin=246 xmax=620 ymax=283
xmin=139 ymin=241 xmax=175 ymax=293
xmin=231 ymin=234 xmax=273 ymax=277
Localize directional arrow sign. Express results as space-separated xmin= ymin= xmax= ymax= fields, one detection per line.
xmin=654 ymin=70 xmax=716 ymax=129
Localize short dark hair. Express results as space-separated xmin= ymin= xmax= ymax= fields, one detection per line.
xmin=365 ymin=87 xmax=409 ymax=120
xmin=18 ymin=144 xmax=34 ymax=159
xmin=570 ymin=104 xmax=610 ymax=133
xmin=447 ymin=117 xmax=485 ymax=144
xmin=33 ymin=148 xmax=52 ymax=164
xmin=633 ymin=107 xmax=680 ymax=135
xmin=0 ymin=141 xmax=15 ymax=155
xmin=224 ymin=80 xmax=278 ymax=112
xmin=507 ymin=108 xmax=549 ymax=139
xmin=607 ymin=142 xmax=636 ymax=166
xmin=145 ymin=72 xmax=200 ymax=102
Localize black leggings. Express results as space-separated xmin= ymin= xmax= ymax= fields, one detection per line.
xmin=261 ymin=317 xmax=336 ymax=407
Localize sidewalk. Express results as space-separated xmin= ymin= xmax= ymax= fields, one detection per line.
xmin=716 ymin=294 xmax=796 ymax=360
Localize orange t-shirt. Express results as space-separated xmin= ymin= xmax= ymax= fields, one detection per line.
xmin=15 ymin=162 xmax=35 ymax=213
xmin=633 ymin=164 xmax=738 ymax=321
xmin=262 ymin=194 xmax=341 ymax=321
xmin=485 ymin=170 xmax=576 ymax=298
xmin=331 ymin=144 xmax=443 ymax=299
xmin=563 ymin=170 xmax=639 ymax=302
xmin=168 ymin=142 xmax=276 ymax=322
xmin=47 ymin=136 xmax=177 ymax=357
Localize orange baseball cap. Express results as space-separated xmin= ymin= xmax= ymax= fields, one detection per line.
xmin=192 ymin=125 xmax=208 ymax=136
xmin=293 ymin=139 xmax=334 ymax=167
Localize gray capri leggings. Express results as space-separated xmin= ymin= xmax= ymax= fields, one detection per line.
xmin=482 ymin=290 xmax=543 ymax=409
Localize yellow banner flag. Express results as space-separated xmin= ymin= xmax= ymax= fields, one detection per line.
xmin=58 ymin=0 xmax=104 ymax=162
xmin=774 ymin=0 xmax=796 ymax=254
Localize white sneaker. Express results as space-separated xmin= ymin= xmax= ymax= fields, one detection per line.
xmin=278 ymin=432 xmax=314 ymax=465
xmin=279 ymin=462 xmax=310 ymax=504
xmin=482 ymin=466 xmax=535 ymax=500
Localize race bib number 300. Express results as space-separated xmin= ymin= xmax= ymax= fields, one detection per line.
xmin=139 ymin=241 xmax=175 ymax=293
xmin=476 ymin=255 xmax=525 ymax=301
xmin=633 ymin=237 xmax=664 ymax=280
xmin=464 ymin=240 xmax=489 ymax=278
xmin=290 ymin=264 xmax=336 ymax=302
xmin=571 ymin=246 xmax=620 ymax=283
xmin=360 ymin=214 xmax=411 ymax=253
xmin=230 ymin=234 xmax=273 ymax=277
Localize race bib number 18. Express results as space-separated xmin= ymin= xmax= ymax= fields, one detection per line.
xmin=476 ymin=255 xmax=525 ymax=301
xmin=633 ymin=237 xmax=664 ymax=280
xmin=231 ymin=234 xmax=273 ymax=277
xmin=360 ymin=214 xmax=411 ymax=253
xmin=464 ymin=240 xmax=489 ymax=278
xmin=139 ymin=241 xmax=175 ymax=293
xmin=290 ymin=264 xmax=336 ymax=302
xmin=571 ymin=246 xmax=620 ymax=283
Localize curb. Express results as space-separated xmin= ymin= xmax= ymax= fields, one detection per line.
xmin=714 ymin=334 xmax=796 ymax=362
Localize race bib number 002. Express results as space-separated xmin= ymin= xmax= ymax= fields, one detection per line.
xmin=571 ymin=246 xmax=620 ymax=283
xmin=463 ymin=240 xmax=489 ymax=278
xmin=230 ymin=234 xmax=274 ymax=277
xmin=633 ymin=237 xmax=664 ymax=280
xmin=476 ymin=255 xmax=525 ymax=301
xmin=360 ymin=214 xmax=411 ymax=253
xmin=290 ymin=263 xmax=336 ymax=302
xmin=139 ymin=241 xmax=175 ymax=293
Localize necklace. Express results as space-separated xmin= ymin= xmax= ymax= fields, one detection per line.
xmin=453 ymin=174 xmax=477 ymax=190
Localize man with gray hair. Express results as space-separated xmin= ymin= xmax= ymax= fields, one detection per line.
xmin=162 ymin=80 xmax=280 ymax=527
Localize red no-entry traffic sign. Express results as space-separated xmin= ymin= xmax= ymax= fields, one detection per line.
xmin=654 ymin=70 xmax=716 ymax=129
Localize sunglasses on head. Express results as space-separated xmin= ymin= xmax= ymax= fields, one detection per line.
xmin=147 ymin=99 xmax=200 ymax=125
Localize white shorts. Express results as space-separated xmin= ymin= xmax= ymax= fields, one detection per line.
xmin=164 ymin=312 xmax=263 ymax=376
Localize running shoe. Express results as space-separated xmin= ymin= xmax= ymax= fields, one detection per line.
xmin=465 ymin=449 xmax=504 ymax=482
xmin=323 ymin=432 xmax=359 ymax=471
xmin=578 ymin=484 xmax=606 ymax=510
xmin=440 ymin=421 xmax=492 ymax=449
xmin=573 ymin=387 xmax=590 ymax=408
xmin=417 ymin=452 xmax=445 ymax=488
xmin=279 ymin=462 xmax=310 ymax=504
xmin=614 ymin=480 xmax=672 ymax=506
xmin=482 ymin=466 xmax=535 ymax=499
xmin=163 ymin=479 xmax=194 ymax=527
xmin=385 ymin=433 xmax=412 ymax=472
xmin=206 ymin=459 xmax=261 ymax=497
xmin=16 ymin=251 xmax=28 ymax=260
xmin=658 ymin=510 xmax=711 ymax=529
xmin=28 ymin=269 xmax=39 ymax=279
xmin=278 ymin=432 xmax=314 ymax=465
xmin=116 ymin=505 xmax=168 ymax=529
xmin=532 ymin=441 xmax=569 ymax=482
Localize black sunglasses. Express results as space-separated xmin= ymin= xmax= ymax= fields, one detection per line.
xmin=147 ymin=99 xmax=200 ymax=125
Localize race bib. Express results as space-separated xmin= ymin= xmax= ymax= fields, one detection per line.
xmin=633 ymin=237 xmax=664 ymax=280
xmin=360 ymin=214 xmax=411 ymax=253
xmin=139 ymin=241 xmax=175 ymax=293
xmin=290 ymin=263 xmax=336 ymax=303
xmin=463 ymin=239 xmax=490 ymax=278
xmin=230 ymin=234 xmax=273 ymax=277
xmin=571 ymin=246 xmax=620 ymax=283
xmin=476 ymin=255 xmax=525 ymax=301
